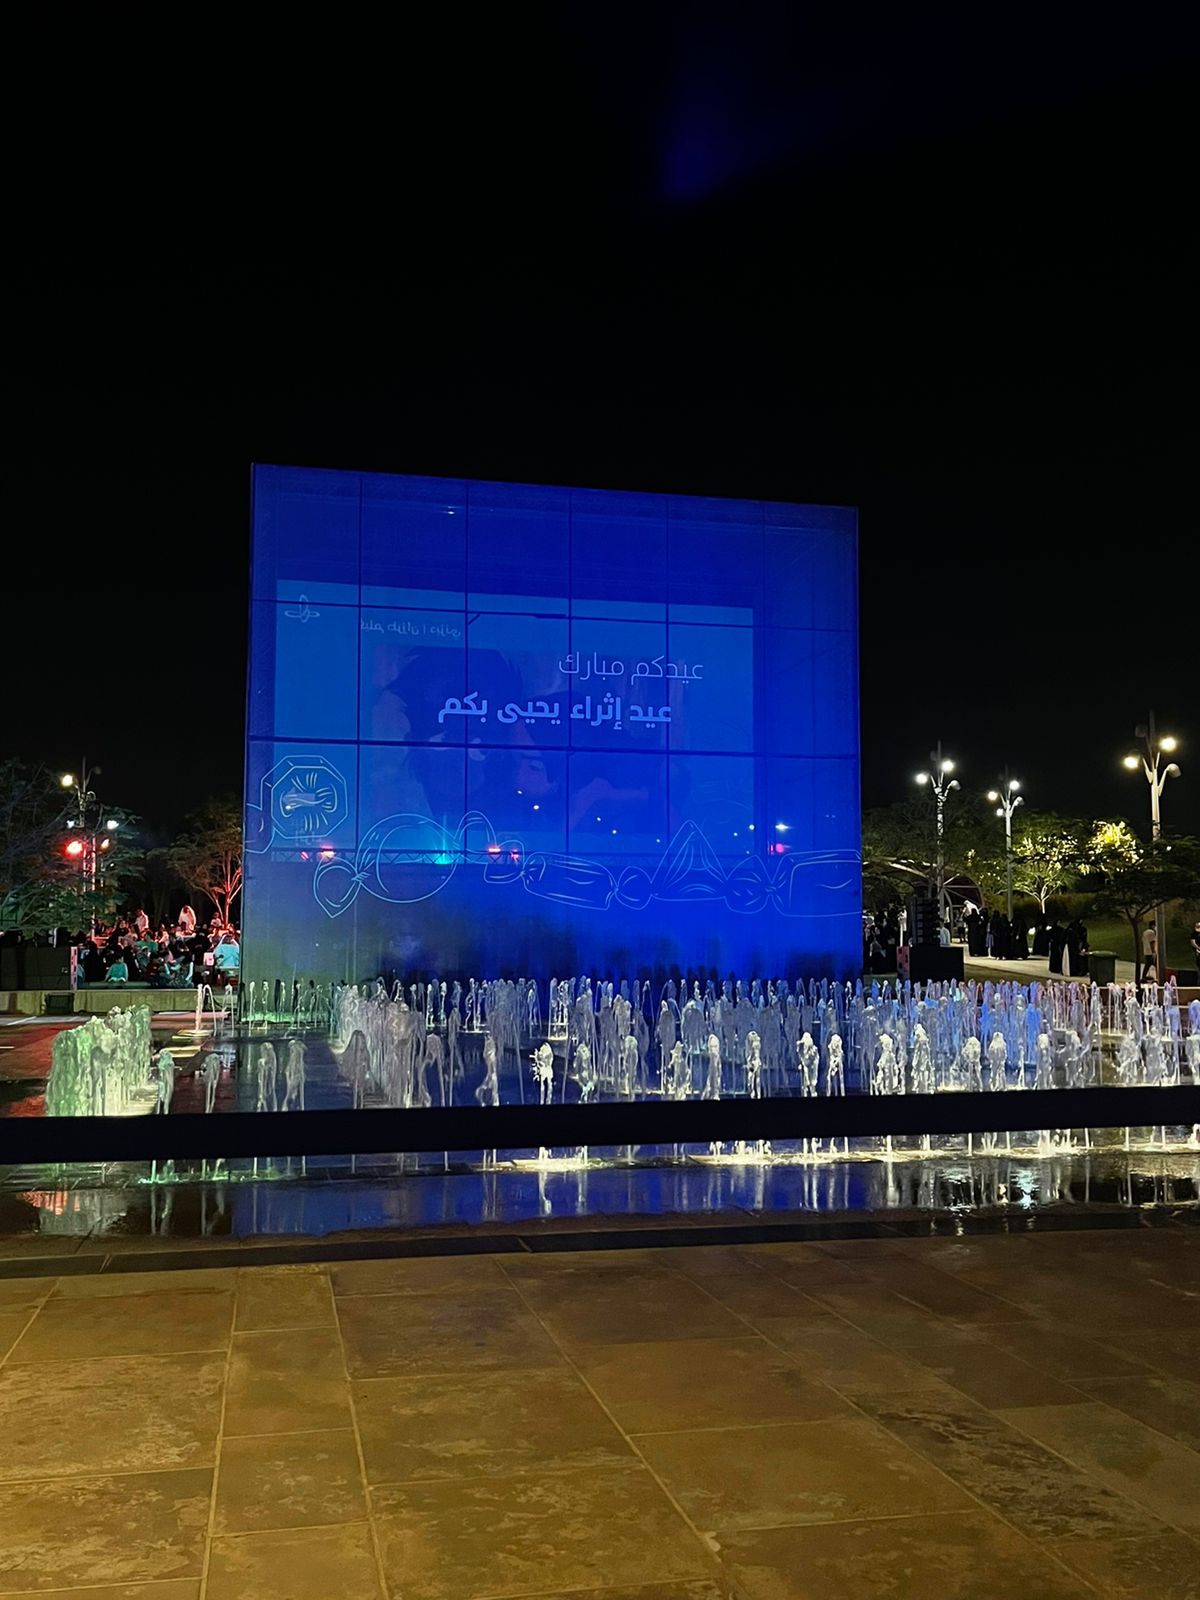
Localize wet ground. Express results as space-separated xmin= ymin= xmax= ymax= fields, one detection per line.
xmin=0 ymin=1147 xmax=1196 ymax=1269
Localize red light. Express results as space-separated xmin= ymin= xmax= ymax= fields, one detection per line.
xmin=771 ymin=841 xmax=789 ymax=856
xmin=64 ymin=838 xmax=85 ymax=858
xmin=300 ymin=850 xmax=311 ymax=861
xmin=509 ymin=849 xmax=521 ymax=862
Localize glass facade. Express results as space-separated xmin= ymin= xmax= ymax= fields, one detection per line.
xmin=244 ymin=467 xmax=861 ymax=983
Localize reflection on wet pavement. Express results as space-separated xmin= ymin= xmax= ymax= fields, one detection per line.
xmin=0 ymin=1147 xmax=1195 ymax=1254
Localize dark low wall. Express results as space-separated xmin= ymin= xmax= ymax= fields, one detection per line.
xmin=0 ymin=989 xmax=199 ymax=1017
xmin=5 ymin=1084 xmax=1198 ymax=1166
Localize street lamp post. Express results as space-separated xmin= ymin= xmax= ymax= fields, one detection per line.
xmin=60 ymin=760 xmax=118 ymax=927
xmin=914 ymin=741 xmax=960 ymax=929
xmin=1122 ymin=711 xmax=1181 ymax=981
xmin=986 ymin=771 xmax=1024 ymax=922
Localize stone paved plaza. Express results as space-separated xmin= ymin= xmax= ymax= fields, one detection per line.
xmin=0 ymin=1219 xmax=1198 ymax=1597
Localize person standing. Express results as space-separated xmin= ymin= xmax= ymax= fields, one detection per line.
xmin=1140 ymin=922 xmax=1158 ymax=983
xmin=1064 ymin=919 xmax=1088 ymax=978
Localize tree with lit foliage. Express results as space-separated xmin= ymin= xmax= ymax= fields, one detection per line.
xmin=1087 ymin=819 xmax=1141 ymax=867
xmin=1087 ymin=824 xmax=1199 ymax=962
xmin=168 ymin=797 xmax=243 ymax=928
xmin=1008 ymin=813 xmax=1086 ymax=914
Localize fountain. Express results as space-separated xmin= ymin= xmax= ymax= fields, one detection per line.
xmin=35 ymin=969 xmax=1200 ymax=1198
xmin=46 ymin=1006 xmax=154 ymax=1116
xmin=308 ymin=971 xmax=1200 ymax=1166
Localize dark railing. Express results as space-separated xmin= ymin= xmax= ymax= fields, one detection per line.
xmin=4 ymin=1085 xmax=1199 ymax=1165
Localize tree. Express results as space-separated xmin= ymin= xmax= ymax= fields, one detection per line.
xmin=139 ymin=847 xmax=184 ymax=926
xmin=861 ymin=794 xmax=1001 ymax=910
xmin=168 ymin=798 xmax=243 ymax=927
xmin=1009 ymin=813 xmax=1085 ymax=914
xmin=0 ymin=762 xmax=139 ymax=983
xmin=1089 ymin=832 xmax=1200 ymax=958
xmin=1087 ymin=819 xmax=1141 ymax=868
xmin=962 ymin=843 xmax=1008 ymax=906
xmin=0 ymin=760 xmax=67 ymax=905
xmin=861 ymin=803 xmax=930 ymax=908
xmin=0 ymin=760 xmax=103 ymax=938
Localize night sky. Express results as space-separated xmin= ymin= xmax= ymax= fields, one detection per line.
xmin=5 ymin=10 xmax=1195 ymax=839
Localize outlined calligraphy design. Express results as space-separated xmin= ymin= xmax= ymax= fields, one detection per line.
xmin=245 ymin=755 xmax=350 ymax=852
xmin=309 ymin=810 xmax=858 ymax=923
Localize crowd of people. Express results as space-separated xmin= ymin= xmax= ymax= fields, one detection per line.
xmin=76 ymin=907 xmax=240 ymax=989
xmin=963 ymin=907 xmax=1034 ymax=963
xmin=863 ymin=907 xmax=904 ymax=971
xmin=1036 ymin=918 xmax=1090 ymax=976
xmin=863 ymin=901 xmax=1098 ymax=977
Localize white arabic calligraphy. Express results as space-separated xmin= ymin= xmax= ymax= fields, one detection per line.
xmin=570 ymin=692 xmax=623 ymax=729
xmin=437 ymin=692 xmax=488 ymax=723
xmin=497 ymin=700 xmax=562 ymax=725
xmin=559 ymin=651 xmax=702 ymax=683
xmin=362 ymin=618 xmax=462 ymax=638
xmin=438 ymin=689 xmax=677 ymax=733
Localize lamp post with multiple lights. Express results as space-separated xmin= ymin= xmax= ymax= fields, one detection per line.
xmin=986 ymin=771 xmax=1024 ymax=923
xmin=1122 ymin=712 xmax=1181 ymax=980
xmin=60 ymin=761 xmax=119 ymax=925
xmin=914 ymin=742 xmax=960 ymax=928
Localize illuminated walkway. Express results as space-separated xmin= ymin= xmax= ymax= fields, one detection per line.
xmin=0 ymin=1220 xmax=1197 ymax=1596
xmin=962 ymin=952 xmax=1139 ymax=984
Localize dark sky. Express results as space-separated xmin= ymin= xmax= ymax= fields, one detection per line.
xmin=5 ymin=8 xmax=1196 ymax=838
